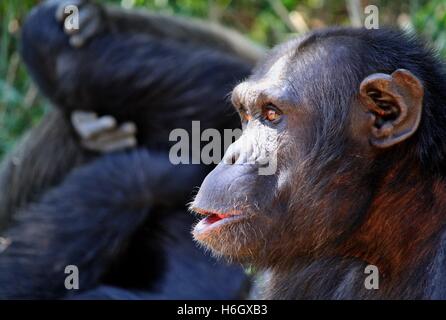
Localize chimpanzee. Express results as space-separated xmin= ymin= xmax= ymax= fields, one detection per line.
xmin=0 ymin=0 xmax=264 ymax=299
xmin=191 ymin=27 xmax=446 ymax=299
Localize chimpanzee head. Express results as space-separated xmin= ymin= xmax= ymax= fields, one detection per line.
xmin=191 ymin=28 xmax=446 ymax=268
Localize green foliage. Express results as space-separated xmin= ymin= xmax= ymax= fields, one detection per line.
xmin=0 ymin=0 xmax=445 ymax=159
xmin=411 ymin=0 xmax=446 ymax=57
xmin=0 ymin=0 xmax=47 ymax=159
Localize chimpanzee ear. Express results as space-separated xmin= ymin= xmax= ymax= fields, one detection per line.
xmin=359 ymin=69 xmax=424 ymax=148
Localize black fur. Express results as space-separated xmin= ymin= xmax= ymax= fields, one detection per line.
xmin=0 ymin=0 xmax=259 ymax=299
xmin=192 ymin=26 xmax=446 ymax=299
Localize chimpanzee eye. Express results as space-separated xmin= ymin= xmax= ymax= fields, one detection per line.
xmin=262 ymin=104 xmax=282 ymax=123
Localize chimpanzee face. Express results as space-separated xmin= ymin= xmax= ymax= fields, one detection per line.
xmin=191 ymin=34 xmax=424 ymax=267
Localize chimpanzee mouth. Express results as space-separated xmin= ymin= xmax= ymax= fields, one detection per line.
xmin=192 ymin=208 xmax=246 ymax=234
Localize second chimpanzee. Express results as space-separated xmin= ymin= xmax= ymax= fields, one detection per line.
xmin=0 ymin=0 xmax=262 ymax=299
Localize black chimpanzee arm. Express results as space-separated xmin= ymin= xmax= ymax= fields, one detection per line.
xmin=0 ymin=111 xmax=87 ymax=231
xmin=0 ymin=149 xmax=205 ymax=299
xmin=20 ymin=1 xmax=254 ymax=117
xmin=104 ymin=5 xmax=264 ymax=63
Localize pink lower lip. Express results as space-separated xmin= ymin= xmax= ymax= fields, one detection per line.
xmin=194 ymin=212 xmax=245 ymax=234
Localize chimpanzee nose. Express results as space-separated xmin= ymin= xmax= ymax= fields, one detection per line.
xmin=192 ymin=161 xmax=258 ymax=212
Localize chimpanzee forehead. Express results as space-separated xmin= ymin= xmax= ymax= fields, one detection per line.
xmin=249 ymin=36 xmax=361 ymax=102
xmin=254 ymin=33 xmax=357 ymax=71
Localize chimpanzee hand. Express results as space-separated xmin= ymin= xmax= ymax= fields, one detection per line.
xmin=71 ymin=111 xmax=137 ymax=153
xmin=54 ymin=0 xmax=107 ymax=47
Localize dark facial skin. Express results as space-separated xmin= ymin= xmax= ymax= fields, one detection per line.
xmin=190 ymin=29 xmax=427 ymax=274
xmin=191 ymin=47 xmax=315 ymax=264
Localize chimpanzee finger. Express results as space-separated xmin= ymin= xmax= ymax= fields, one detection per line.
xmin=82 ymin=123 xmax=137 ymax=152
xmin=72 ymin=114 xmax=117 ymax=139
xmin=67 ymin=5 xmax=102 ymax=48
xmin=88 ymin=125 xmax=136 ymax=144
xmin=118 ymin=122 xmax=137 ymax=135
xmin=83 ymin=136 xmax=137 ymax=153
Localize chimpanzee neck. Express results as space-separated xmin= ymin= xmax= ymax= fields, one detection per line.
xmin=337 ymin=163 xmax=446 ymax=298
xmin=264 ymin=168 xmax=446 ymax=299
